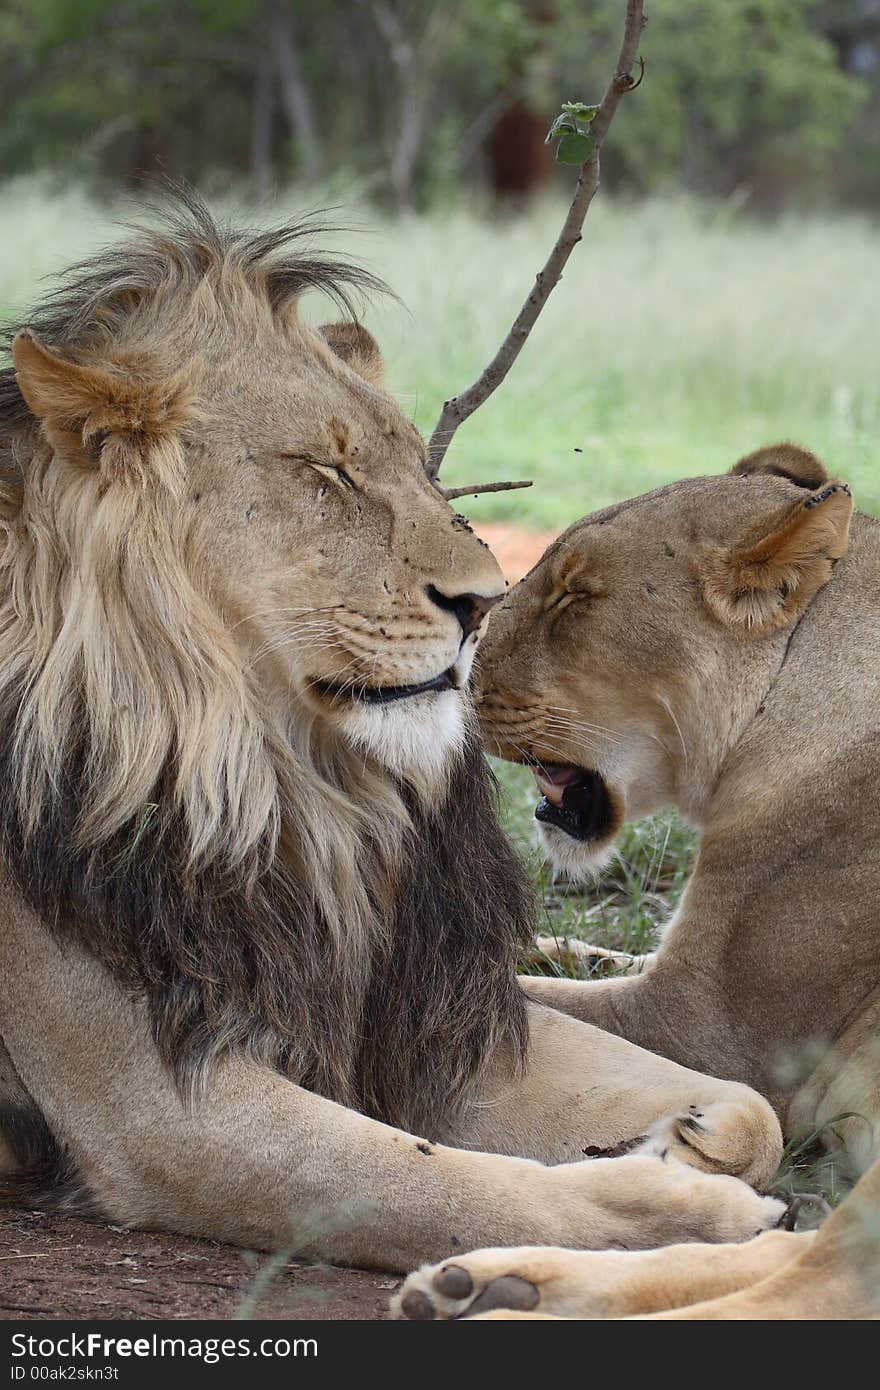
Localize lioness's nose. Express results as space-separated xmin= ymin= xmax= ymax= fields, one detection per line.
xmin=425 ymin=584 xmax=502 ymax=637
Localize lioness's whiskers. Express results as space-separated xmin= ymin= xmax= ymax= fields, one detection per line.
xmin=541 ymin=714 xmax=612 ymax=737
xmin=659 ymin=696 xmax=689 ymax=770
xmin=540 ymin=707 xmax=624 ymax=742
xmin=539 ymin=716 xmax=619 ymax=748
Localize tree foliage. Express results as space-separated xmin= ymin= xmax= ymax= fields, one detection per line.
xmin=548 ymin=0 xmax=869 ymax=202
xmin=0 ymin=0 xmax=876 ymax=209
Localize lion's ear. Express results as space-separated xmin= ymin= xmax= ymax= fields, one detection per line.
xmin=12 ymin=331 xmax=198 ymax=482
xmin=318 ymin=321 xmax=384 ymax=387
xmin=731 ymin=442 xmax=828 ymax=490
xmin=701 ymin=480 xmax=853 ymax=634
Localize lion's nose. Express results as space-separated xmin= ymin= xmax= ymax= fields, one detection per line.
xmin=425 ymin=584 xmax=502 ymax=637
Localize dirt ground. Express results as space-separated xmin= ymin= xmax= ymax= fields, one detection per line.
xmin=0 ymin=1205 xmax=398 ymax=1321
xmin=473 ymin=521 xmax=556 ymax=582
xmin=0 ymin=523 xmax=550 ymax=1325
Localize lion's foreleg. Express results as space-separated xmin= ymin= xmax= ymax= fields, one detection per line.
xmin=0 ymin=915 xmax=783 ymax=1269
xmin=447 ymin=1002 xmax=783 ymax=1189
xmin=0 ymin=921 xmax=565 ymax=1266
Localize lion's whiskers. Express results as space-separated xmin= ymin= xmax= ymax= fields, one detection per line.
xmin=229 ymin=604 xmax=344 ymax=633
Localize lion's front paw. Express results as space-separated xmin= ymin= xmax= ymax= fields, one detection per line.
xmin=392 ymin=1247 xmax=590 ymax=1321
xmin=678 ymin=1173 xmax=788 ymax=1244
xmin=633 ymin=1095 xmax=782 ymax=1189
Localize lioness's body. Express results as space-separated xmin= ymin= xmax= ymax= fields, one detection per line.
xmin=0 ymin=200 xmax=783 ymax=1273
xmin=481 ymin=461 xmax=880 ymax=1169
xmin=409 ymin=447 xmax=879 ymax=1317
xmin=530 ymin=506 xmax=880 ymax=1157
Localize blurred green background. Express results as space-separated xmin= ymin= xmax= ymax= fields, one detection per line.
xmin=2 ymin=1 xmax=879 ymax=526
xmin=1 ymin=1 xmax=877 ymax=209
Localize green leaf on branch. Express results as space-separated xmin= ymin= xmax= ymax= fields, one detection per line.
xmin=561 ymin=101 xmax=599 ymax=123
xmin=545 ymin=101 xmax=600 ymax=164
xmin=554 ymin=132 xmax=596 ymax=165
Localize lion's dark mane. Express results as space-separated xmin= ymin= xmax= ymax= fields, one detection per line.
xmin=0 ymin=711 xmax=533 ymax=1141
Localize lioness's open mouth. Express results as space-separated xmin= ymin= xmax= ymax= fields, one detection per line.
xmin=533 ymin=763 xmax=615 ymax=842
xmin=310 ymin=666 xmax=459 ymax=706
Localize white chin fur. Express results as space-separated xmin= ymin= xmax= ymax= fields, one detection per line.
xmin=344 ymin=687 xmax=466 ymax=779
xmin=538 ymin=822 xmax=614 ymax=882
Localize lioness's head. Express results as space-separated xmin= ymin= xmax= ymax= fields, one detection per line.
xmin=5 ymin=204 xmax=503 ymax=796
xmin=477 ymin=444 xmax=853 ymax=878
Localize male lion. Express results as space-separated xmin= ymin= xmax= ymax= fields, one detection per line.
xmin=0 ymin=197 xmax=784 ymax=1273
xmin=395 ymin=443 xmax=880 ymax=1317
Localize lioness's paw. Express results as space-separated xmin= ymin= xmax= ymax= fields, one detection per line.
xmin=634 ymin=1104 xmax=731 ymax=1167
xmin=530 ymin=937 xmax=636 ymax=974
xmin=392 ymin=1247 xmax=588 ymax=1321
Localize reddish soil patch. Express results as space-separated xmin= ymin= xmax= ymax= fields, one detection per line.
xmin=0 ymin=1206 xmax=397 ymax=1321
xmin=472 ymin=522 xmax=556 ymax=583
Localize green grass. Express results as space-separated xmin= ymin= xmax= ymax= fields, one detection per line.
xmin=2 ymin=177 xmax=880 ymax=530
xmin=494 ymin=758 xmax=696 ymax=960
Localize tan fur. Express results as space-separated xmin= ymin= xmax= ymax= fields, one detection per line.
xmin=700 ymin=472 xmax=852 ymax=632
xmin=453 ymin=442 xmax=879 ymax=1315
xmin=318 ymin=321 xmax=384 ymax=388
xmin=0 ymin=203 xmax=787 ymax=1270
xmin=11 ymin=331 xmax=201 ymax=486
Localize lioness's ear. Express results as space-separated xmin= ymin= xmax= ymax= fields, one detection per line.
xmin=12 ymin=331 xmax=198 ymax=483
xmin=318 ymin=321 xmax=384 ymax=387
xmin=701 ymin=481 xmax=853 ymax=633
xmin=731 ymin=442 xmax=828 ymax=490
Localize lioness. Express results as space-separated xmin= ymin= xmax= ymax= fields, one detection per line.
xmin=0 ymin=197 xmax=784 ymax=1273
xmin=395 ymin=443 xmax=880 ymax=1317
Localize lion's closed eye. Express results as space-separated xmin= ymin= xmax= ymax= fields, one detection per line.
xmin=280 ymin=452 xmax=358 ymax=489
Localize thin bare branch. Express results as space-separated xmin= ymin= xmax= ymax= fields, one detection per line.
xmin=441 ymin=479 xmax=533 ymax=501
xmin=427 ymin=0 xmax=647 ymax=480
